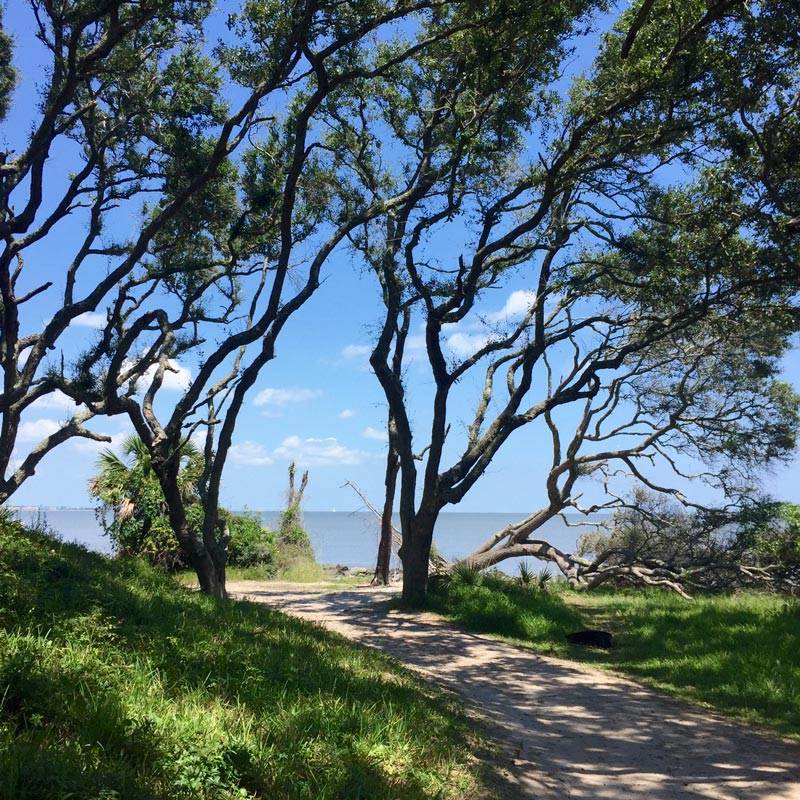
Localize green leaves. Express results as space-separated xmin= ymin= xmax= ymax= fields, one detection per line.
xmin=89 ymin=436 xmax=203 ymax=569
xmin=0 ymin=8 xmax=14 ymax=123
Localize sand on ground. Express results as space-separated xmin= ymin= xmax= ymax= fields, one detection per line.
xmin=228 ymin=581 xmax=800 ymax=800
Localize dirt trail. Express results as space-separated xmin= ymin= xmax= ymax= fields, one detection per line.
xmin=229 ymin=582 xmax=800 ymax=800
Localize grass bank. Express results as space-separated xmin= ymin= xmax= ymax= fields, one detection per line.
xmin=0 ymin=522 xmax=484 ymax=800
xmin=428 ymin=570 xmax=800 ymax=738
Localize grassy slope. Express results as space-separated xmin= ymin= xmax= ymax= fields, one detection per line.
xmin=428 ymin=573 xmax=800 ymax=738
xmin=0 ymin=525 xmax=483 ymax=800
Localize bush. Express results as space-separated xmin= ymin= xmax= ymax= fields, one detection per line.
xmin=450 ymin=561 xmax=483 ymax=587
xmin=225 ymin=512 xmax=278 ymax=572
xmin=274 ymin=505 xmax=316 ymax=574
xmin=90 ymin=436 xmax=200 ymax=571
xmin=277 ymin=506 xmax=313 ymax=554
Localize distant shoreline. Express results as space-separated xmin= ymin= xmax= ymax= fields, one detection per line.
xmin=9 ymin=506 xmax=606 ymax=517
xmin=9 ymin=508 xmax=597 ymax=569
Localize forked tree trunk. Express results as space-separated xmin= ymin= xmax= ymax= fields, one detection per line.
xmin=159 ymin=462 xmax=227 ymax=599
xmin=191 ymin=545 xmax=227 ymax=598
xmin=374 ymin=445 xmax=399 ymax=585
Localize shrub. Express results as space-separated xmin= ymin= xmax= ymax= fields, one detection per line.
xmin=225 ymin=512 xmax=278 ymax=572
xmin=274 ymin=489 xmax=316 ymax=575
xmin=90 ymin=439 xmax=279 ymax=573
xmin=89 ymin=436 xmax=200 ymax=570
xmin=277 ymin=506 xmax=313 ymax=556
xmin=450 ymin=561 xmax=483 ymax=587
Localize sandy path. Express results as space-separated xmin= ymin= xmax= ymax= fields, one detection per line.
xmin=229 ymin=582 xmax=800 ymax=800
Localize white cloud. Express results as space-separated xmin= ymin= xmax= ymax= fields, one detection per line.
xmin=145 ymin=360 xmax=191 ymax=391
xmin=30 ymin=390 xmax=79 ymax=415
xmin=228 ymin=441 xmax=274 ymax=467
xmin=341 ymin=344 xmax=371 ymax=360
xmin=486 ymin=289 xmax=536 ymax=322
xmin=72 ymin=311 xmax=106 ymax=329
xmin=406 ymin=334 xmax=426 ymax=353
xmin=253 ymin=387 xmax=322 ymax=409
xmin=338 ymin=408 xmax=355 ymax=419
xmin=130 ymin=359 xmax=192 ymax=393
xmin=362 ymin=425 xmax=388 ymax=442
xmin=446 ymin=331 xmax=490 ymax=358
xmin=273 ymin=435 xmax=368 ymax=467
xmin=17 ymin=418 xmax=64 ymax=442
xmin=399 ymin=333 xmax=427 ymax=365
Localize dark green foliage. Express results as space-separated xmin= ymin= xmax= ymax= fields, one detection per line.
xmin=89 ymin=438 xmax=279 ymax=572
xmin=517 ymin=561 xmax=533 ymax=586
xmin=277 ymin=506 xmax=312 ymax=553
xmin=274 ymin=480 xmax=316 ymax=571
xmin=0 ymin=522 xmax=480 ymax=799
xmin=223 ymin=511 xmax=278 ymax=573
xmin=90 ymin=436 xmax=203 ymax=570
xmin=0 ymin=8 xmax=14 ymax=122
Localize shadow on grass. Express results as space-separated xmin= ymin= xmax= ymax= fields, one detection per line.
xmin=572 ymin=591 xmax=800 ymax=736
xmin=237 ymin=582 xmax=800 ymax=800
xmin=426 ymin=572 xmax=583 ymax=651
xmin=426 ymin=571 xmax=800 ymax=738
xmin=0 ymin=526 xmax=485 ymax=800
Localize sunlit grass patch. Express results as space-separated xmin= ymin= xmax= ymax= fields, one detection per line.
xmin=428 ymin=570 xmax=800 ymax=738
xmin=0 ymin=522 xmax=483 ymax=799
xmin=427 ymin=570 xmax=583 ymax=653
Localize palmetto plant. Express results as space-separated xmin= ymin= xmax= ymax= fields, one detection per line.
xmin=90 ymin=436 xmax=203 ymax=568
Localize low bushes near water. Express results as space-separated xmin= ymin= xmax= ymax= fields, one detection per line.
xmin=0 ymin=518 xmax=483 ymax=800
xmin=427 ymin=562 xmax=800 ymax=737
xmin=89 ymin=439 xmax=321 ymax=581
xmin=90 ymin=436 xmax=283 ymax=575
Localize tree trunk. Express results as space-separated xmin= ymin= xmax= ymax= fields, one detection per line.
xmin=400 ymin=514 xmax=435 ymax=607
xmin=463 ymin=538 xmax=582 ymax=583
xmin=158 ymin=459 xmax=227 ymax=599
xmin=191 ymin=546 xmax=227 ymax=598
xmin=374 ymin=445 xmax=399 ymax=585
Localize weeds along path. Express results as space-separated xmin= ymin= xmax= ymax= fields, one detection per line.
xmin=228 ymin=582 xmax=800 ymax=800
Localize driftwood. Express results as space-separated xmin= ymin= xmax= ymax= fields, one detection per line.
xmin=463 ymin=534 xmax=797 ymax=598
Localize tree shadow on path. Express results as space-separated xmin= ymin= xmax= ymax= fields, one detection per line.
xmin=231 ymin=584 xmax=800 ymax=800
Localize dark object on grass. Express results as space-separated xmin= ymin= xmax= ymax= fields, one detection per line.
xmin=566 ymin=629 xmax=613 ymax=648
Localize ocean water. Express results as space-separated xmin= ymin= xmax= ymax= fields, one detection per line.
xmin=10 ymin=507 xmax=601 ymax=571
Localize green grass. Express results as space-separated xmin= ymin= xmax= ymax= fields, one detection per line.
xmin=428 ymin=571 xmax=800 ymax=738
xmin=571 ymin=590 xmax=800 ymax=737
xmin=274 ymin=558 xmax=328 ymax=583
xmin=0 ymin=523 xmax=484 ymax=800
xmin=427 ymin=571 xmax=583 ymax=653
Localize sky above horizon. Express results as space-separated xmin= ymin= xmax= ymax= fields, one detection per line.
xmin=3 ymin=1 xmax=799 ymax=514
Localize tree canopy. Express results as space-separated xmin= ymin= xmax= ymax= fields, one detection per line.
xmin=1 ymin=0 xmax=798 ymax=601
xmin=333 ymin=0 xmax=800 ymax=603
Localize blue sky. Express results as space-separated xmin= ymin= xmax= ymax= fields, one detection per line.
xmin=3 ymin=0 xmax=799 ymax=513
